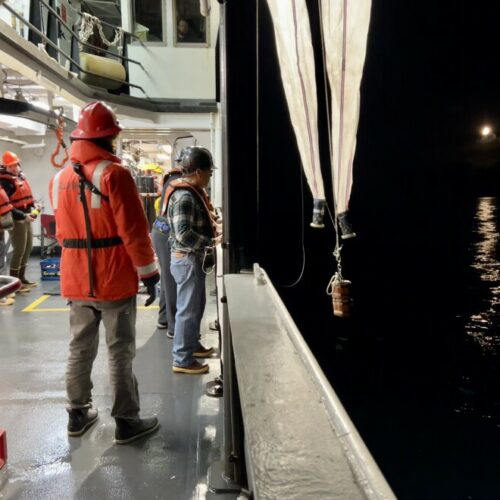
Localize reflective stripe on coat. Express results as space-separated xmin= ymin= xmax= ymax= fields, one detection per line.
xmin=49 ymin=139 xmax=157 ymax=301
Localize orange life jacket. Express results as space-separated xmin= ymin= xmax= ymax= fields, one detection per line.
xmin=162 ymin=179 xmax=217 ymax=237
xmin=0 ymin=172 xmax=34 ymax=211
xmin=0 ymin=187 xmax=13 ymax=216
xmin=49 ymin=140 xmax=157 ymax=301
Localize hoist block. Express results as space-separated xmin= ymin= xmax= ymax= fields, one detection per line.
xmin=0 ymin=429 xmax=7 ymax=469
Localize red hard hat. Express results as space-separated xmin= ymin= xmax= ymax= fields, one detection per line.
xmin=70 ymin=101 xmax=123 ymax=140
xmin=2 ymin=151 xmax=20 ymax=167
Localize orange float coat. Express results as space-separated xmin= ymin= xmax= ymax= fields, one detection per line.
xmin=0 ymin=172 xmax=34 ymax=211
xmin=0 ymin=187 xmax=13 ymax=216
xmin=49 ymin=140 xmax=157 ymax=301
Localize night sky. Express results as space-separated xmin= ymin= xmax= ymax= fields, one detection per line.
xmin=224 ymin=1 xmax=500 ymax=497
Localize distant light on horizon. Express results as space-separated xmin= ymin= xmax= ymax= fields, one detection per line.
xmin=481 ymin=125 xmax=493 ymax=137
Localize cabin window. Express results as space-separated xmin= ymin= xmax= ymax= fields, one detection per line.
xmin=133 ymin=0 xmax=166 ymax=43
xmin=173 ymin=0 xmax=209 ymax=46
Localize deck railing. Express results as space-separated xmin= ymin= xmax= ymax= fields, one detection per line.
xmin=0 ymin=0 xmax=147 ymax=95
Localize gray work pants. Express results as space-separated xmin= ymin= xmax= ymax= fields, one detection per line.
xmin=0 ymin=230 xmax=6 ymax=275
xmin=8 ymin=220 xmax=33 ymax=271
xmin=66 ymin=296 xmax=140 ymax=419
xmin=152 ymin=228 xmax=176 ymax=333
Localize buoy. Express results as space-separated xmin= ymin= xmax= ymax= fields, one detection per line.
xmin=331 ymin=279 xmax=352 ymax=318
xmin=79 ymin=52 xmax=126 ymax=90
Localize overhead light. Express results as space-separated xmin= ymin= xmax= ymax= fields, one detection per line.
xmin=31 ymin=100 xmax=50 ymax=111
xmin=161 ymin=144 xmax=172 ymax=154
xmin=22 ymin=140 xmax=46 ymax=149
xmin=0 ymin=136 xmax=28 ymax=145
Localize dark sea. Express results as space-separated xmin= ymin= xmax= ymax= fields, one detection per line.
xmin=225 ymin=1 xmax=500 ymax=497
xmin=270 ymin=158 xmax=500 ymax=499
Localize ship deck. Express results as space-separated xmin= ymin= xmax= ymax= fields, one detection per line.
xmin=0 ymin=259 xmax=231 ymax=499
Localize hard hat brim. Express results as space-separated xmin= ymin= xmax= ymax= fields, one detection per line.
xmin=70 ymin=124 xmax=123 ymax=140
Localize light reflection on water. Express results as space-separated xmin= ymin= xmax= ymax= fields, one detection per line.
xmin=456 ymin=197 xmax=500 ymax=419
xmin=465 ymin=197 xmax=500 ymax=352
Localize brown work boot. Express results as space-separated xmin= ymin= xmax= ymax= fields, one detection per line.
xmin=10 ymin=269 xmax=30 ymax=293
xmin=172 ymin=361 xmax=209 ymax=374
xmin=19 ymin=266 xmax=37 ymax=288
xmin=194 ymin=345 xmax=214 ymax=358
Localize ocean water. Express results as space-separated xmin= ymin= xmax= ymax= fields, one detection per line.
xmin=275 ymin=183 xmax=500 ymax=498
xmin=224 ymin=1 xmax=500 ymax=496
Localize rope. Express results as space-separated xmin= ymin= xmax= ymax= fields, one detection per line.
xmin=319 ymin=0 xmax=344 ymax=285
xmin=257 ymin=1 xmax=305 ymax=288
xmin=276 ymin=165 xmax=307 ymax=289
xmin=50 ymin=115 xmax=69 ymax=169
xmin=78 ymin=13 xmax=123 ymax=54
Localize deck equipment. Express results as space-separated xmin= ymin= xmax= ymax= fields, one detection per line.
xmin=265 ymin=0 xmax=372 ymax=315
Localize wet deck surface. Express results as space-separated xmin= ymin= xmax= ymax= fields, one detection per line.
xmin=0 ymin=260 xmax=228 ymax=500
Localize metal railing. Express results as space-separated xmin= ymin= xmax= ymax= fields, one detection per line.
xmin=0 ymin=0 xmax=147 ymax=95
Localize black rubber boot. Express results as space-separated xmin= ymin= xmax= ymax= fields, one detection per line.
xmin=114 ymin=417 xmax=160 ymax=444
xmin=67 ymin=408 xmax=99 ymax=437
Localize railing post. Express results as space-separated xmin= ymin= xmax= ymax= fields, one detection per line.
xmin=28 ymin=0 xmax=43 ymax=45
xmin=45 ymin=0 xmax=58 ymax=60
xmin=69 ymin=22 xmax=80 ymax=73
xmin=119 ymin=33 xmax=130 ymax=95
xmin=207 ymin=287 xmax=245 ymax=494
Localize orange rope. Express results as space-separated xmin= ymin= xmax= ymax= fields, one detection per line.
xmin=50 ymin=117 xmax=69 ymax=169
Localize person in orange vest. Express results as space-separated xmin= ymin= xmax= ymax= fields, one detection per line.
xmin=0 ymin=151 xmax=38 ymax=292
xmin=0 ymin=186 xmax=15 ymax=306
xmin=49 ymin=101 xmax=160 ymax=444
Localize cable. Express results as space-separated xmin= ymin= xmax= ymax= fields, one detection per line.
xmin=318 ymin=0 xmax=342 ymax=261
xmin=276 ymin=164 xmax=307 ymax=289
xmin=256 ymin=0 xmax=260 ymax=262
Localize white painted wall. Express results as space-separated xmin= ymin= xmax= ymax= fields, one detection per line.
xmin=0 ymin=133 xmax=60 ymax=253
xmin=123 ymin=0 xmax=219 ymax=99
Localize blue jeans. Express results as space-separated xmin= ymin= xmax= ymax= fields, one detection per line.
xmin=170 ymin=253 xmax=206 ymax=367
xmin=152 ymin=228 xmax=176 ymax=334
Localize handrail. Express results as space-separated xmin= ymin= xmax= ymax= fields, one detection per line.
xmin=0 ymin=276 xmax=21 ymax=299
xmin=0 ymin=1 xmax=148 ymax=95
xmin=260 ymin=266 xmax=396 ymax=499
xmin=80 ymin=10 xmax=143 ymax=42
xmin=29 ymin=0 xmax=145 ymax=69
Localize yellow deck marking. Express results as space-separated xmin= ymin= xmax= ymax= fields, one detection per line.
xmin=23 ymin=294 xmax=159 ymax=313
xmin=22 ymin=294 xmax=50 ymax=312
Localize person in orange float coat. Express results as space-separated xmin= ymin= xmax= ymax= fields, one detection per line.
xmin=0 ymin=151 xmax=37 ymax=292
xmin=0 ymin=186 xmax=15 ymax=306
xmin=49 ymin=101 xmax=160 ymax=444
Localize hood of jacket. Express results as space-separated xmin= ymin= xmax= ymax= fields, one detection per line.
xmin=70 ymin=139 xmax=120 ymax=167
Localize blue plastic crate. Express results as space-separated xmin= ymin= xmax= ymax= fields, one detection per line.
xmin=40 ymin=257 xmax=60 ymax=281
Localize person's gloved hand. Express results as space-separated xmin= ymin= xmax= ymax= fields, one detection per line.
xmin=142 ymin=272 xmax=160 ymax=307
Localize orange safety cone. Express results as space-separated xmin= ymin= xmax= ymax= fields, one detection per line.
xmin=0 ymin=429 xmax=6 ymax=469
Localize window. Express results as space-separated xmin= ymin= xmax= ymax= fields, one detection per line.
xmin=133 ymin=0 xmax=165 ymax=42
xmin=174 ymin=0 xmax=209 ymax=46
